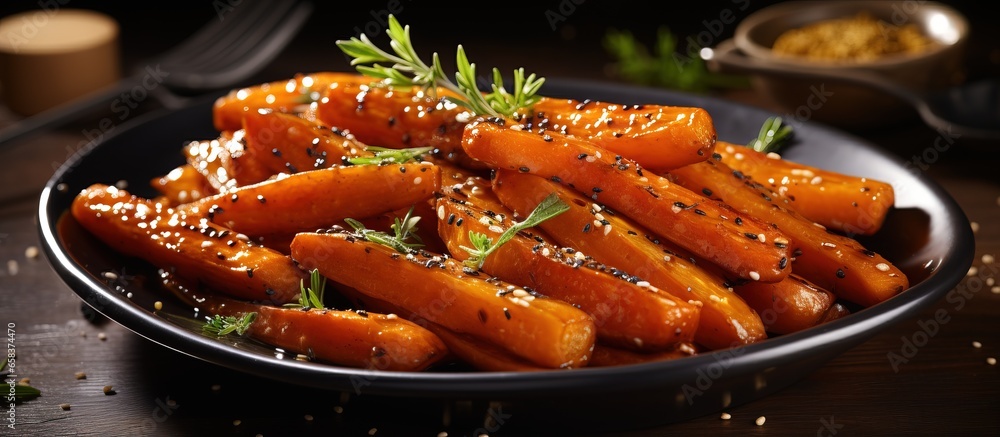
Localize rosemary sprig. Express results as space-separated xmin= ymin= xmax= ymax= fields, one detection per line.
xmin=285 ymin=269 xmax=328 ymax=310
xmin=461 ymin=193 xmax=569 ymax=270
xmin=202 ymin=312 xmax=256 ymax=337
xmin=336 ymin=14 xmax=544 ymax=118
xmin=345 ymin=205 xmax=424 ymax=254
xmin=348 ymin=146 xmax=433 ymax=166
xmin=747 ymin=116 xmax=794 ymax=154
xmin=2 ymin=357 xmax=41 ymax=403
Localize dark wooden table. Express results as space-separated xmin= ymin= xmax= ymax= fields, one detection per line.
xmin=2 ymin=2 xmax=999 ymax=436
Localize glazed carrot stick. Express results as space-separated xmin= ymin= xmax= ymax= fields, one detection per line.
xmin=183 ymin=130 xmax=269 ymax=192
xmin=212 ymin=72 xmax=365 ymax=132
xmin=527 ymin=97 xmax=717 ymax=172
xmin=337 ymin=285 xmax=545 ymax=371
xmin=166 ymin=281 xmax=448 ymax=372
xmin=735 ymin=274 xmax=837 ymax=335
xmin=714 ymin=141 xmax=895 ymax=235
xmin=436 ymin=194 xmax=701 ymax=351
xmin=150 ymin=163 xmax=215 ymax=205
xmin=589 ymin=342 xmax=698 ymax=367
xmin=315 ymin=79 xmax=484 ymax=169
xmin=461 ymin=117 xmax=790 ymax=283
xmin=71 ymin=184 xmax=304 ymax=304
xmin=183 ymin=163 xmax=440 ymax=237
xmin=668 ymin=157 xmax=909 ymax=307
xmin=290 ymin=232 xmax=596 ymax=369
xmin=491 ymin=170 xmax=767 ymax=350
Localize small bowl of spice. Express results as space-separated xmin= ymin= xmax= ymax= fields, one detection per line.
xmin=704 ymin=1 xmax=969 ymax=130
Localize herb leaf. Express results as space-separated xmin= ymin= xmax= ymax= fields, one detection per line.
xmin=345 ymin=206 xmax=424 ymax=254
xmin=282 ymin=269 xmax=327 ymax=310
xmin=336 ymin=15 xmax=544 ymax=118
xmin=202 ymin=312 xmax=256 ymax=337
xmin=1 ymin=357 xmax=42 ymax=402
xmin=748 ymin=116 xmax=794 ymax=154
xmin=461 ymin=193 xmax=569 ymax=270
xmin=348 ymin=146 xmax=433 ymax=166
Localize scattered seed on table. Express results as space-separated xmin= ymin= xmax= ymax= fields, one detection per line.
xmin=334 ymin=406 xmax=344 ymax=414
xmin=988 ymin=357 xmax=997 ymax=366
xmin=7 ymin=260 xmax=18 ymax=276
xmin=973 ymin=341 xmax=983 ymax=348
xmin=968 ymin=266 xmax=979 ymax=277
xmin=983 ymin=254 xmax=995 ymax=264
xmin=19 ymin=378 xmax=30 ymax=385
xmin=211 ymin=384 xmax=221 ymax=392
xmin=60 ymin=403 xmax=71 ymax=410
xmin=233 ymin=419 xmax=241 ymax=426
xmin=154 ymin=301 xmax=163 ymax=311
xmin=103 ymin=385 xmax=115 ymax=395
xmin=98 ymin=332 xmax=107 ymax=341
xmin=304 ymin=414 xmax=313 ymax=422
xmin=74 ymin=372 xmax=86 ymax=380
xmin=970 ymin=222 xmax=980 ymax=233
xmin=755 ymin=416 xmax=766 ymax=426
xmin=720 ymin=412 xmax=732 ymax=420
xmin=25 ymin=246 xmax=39 ymax=259
xmin=369 ymin=428 xmax=378 ymax=435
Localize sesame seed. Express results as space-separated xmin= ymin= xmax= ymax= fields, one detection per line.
xmin=334 ymin=406 xmax=344 ymax=413
xmin=60 ymin=403 xmax=71 ymax=411
xmin=19 ymin=378 xmax=29 ymax=385
xmin=968 ymin=266 xmax=979 ymax=276
xmin=982 ymin=254 xmax=995 ymax=264
xmin=98 ymin=332 xmax=107 ymax=341
xmin=988 ymin=357 xmax=997 ymax=366
xmin=636 ymin=281 xmax=651 ymax=288
xmin=766 ymin=152 xmax=781 ymax=159
xmin=438 ymin=433 xmax=449 ymax=437
xmin=810 ymin=176 xmax=823 ymax=185
xmin=201 ymin=240 xmax=213 ymax=249
xmin=604 ymin=225 xmax=612 ymax=236
xmin=720 ymin=412 xmax=732 ymax=420
xmin=103 ymin=271 xmax=118 ymax=280
xmin=75 ymin=372 xmax=87 ymax=380
xmin=154 ymin=301 xmax=163 ymax=311
xmin=756 ymin=416 xmax=766 ymax=426
xmin=7 ymin=260 xmax=18 ymax=276
xmin=413 ymin=177 xmax=423 ymax=185
xmin=512 ymin=289 xmax=529 ymax=297
xmin=821 ymin=242 xmax=837 ymax=248
xmin=25 ymin=246 xmax=39 ymax=259
xmin=103 ymin=385 xmax=115 ymax=395
xmin=212 ymin=384 xmax=221 ymax=392
xmin=988 ymin=278 xmax=996 ymax=286
xmin=993 ymin=286 xmax=1000 ymax=294
xmin=971 ymin=222 xmax=980 ymax=233
xmin=663 ymin=255 xmax=672 ymax=262
xmin=973 ymin=341 xmax=982 ymax=348
xmin=709 ymin=295 xmax=722 ymax=303
xmin=369 ymin=428 xmax=378 ymax=435
xmin=233 ymin=419 xmax=242 ymax=426
xmin=304 ymin=414 xmax=314 ymax=421
xmin=749 ymin=271 xmax=760 ymax=281
xmin=386 ymin=313 xmax=398 ymax=320
xmin=876 ymin=263 xmax=890 ymax=272
xmin=757 ymin=234 xmax=766 ymax=243
xmin=437 ymin=205 xmax=445 ymax=220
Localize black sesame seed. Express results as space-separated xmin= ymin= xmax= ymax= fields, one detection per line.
xmin=702 ymin=188 xmax=713 ymax=197
xmin=836 ymin=269 xmax=846 ymax=278
xmin=779 ymin=257 xmax=787 ymax=269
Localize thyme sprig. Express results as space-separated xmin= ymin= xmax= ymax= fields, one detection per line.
xmin=461 ymin=193 xmax=568 ymax=270
xmin=345 ymin=205 xmax=424 ymax=254
xmin=285 ymin=269 xmax=327 ymax=310
xmin=336 ymin=15 xmax=544 ymax=118
xmin=347 ymin=146 xmax=433 ymax=166
xmin=202 ymin=312 xmax=256 ymax=337
xmin=748 ymin=116 xmax=794 ymax=154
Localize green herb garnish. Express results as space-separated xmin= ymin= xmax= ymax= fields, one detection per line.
xmin=603 ymin=27 xmax=748 ymax=93
xmin=336 ymin=15 xmax=544 ymax=118
xmin=748 ymin=116 xmax=794 ymax=154
xmin=285 ymin=269 xmax=328 ymax=310
xmin=348 ymin=146 xmax=433 ymax=166
xmin=461 ymin=193 xmax=569 ymax=270
xmin=2 ymin=357 xmax=41 ymax=403
xmin=345 ymin=205 xmax=424 ymax=254
xmin=202 ymin=312 xmax=256 ymax=337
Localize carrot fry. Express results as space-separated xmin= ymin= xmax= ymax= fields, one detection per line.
xmin=150 ymin=163 xmax=215 ymax=205
xmin=337 ymin=286 xmax=545 ymax=371
xmin=290 ymin=232 xmax=596 ymax=369
xmin=735 ymin=274 xmax=837 ymax=335
xmin=240 ymin=109 xmax=374 ymax=184
xmin=818 ymin=302 xmax=852 ymax=323
xmin=589 ymin=342 xmax=698 ymax=367
xmin=212 ymin=72 xmax=365 ymax=132
xmin=528 ymin=97 xmax=716 ymax=172
xmin=491 ymin=170 xmax=767 ymax=350
xmin=436 ymin=194 xmax=700 ymax=351
xmin=183 ymin=163 xmax=440 ymax=237
xmin=164 ymin=278 xmax=448 ymax=371
xmin=668 ymin=157 xmax=909 ymax=307
xmin=71 ymin=184 xmax=304 ymax=304
xmin=461 ymin=118 xmax=790 ymax=283
xmin=714 ymin=141 xmax=894 ymax=235
xmin=315 ymin=79 xmax=485 ymax=169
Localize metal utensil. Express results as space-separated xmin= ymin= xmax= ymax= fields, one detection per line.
xmin=0 ymin=1 xmax=313 ymax=146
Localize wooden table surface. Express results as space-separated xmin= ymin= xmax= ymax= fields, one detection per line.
xmin=2 ymin=2 xmax=998 ymax=436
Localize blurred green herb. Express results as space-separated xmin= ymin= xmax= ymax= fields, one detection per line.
xmin=603 ymin=27 xmax=748 ymax=93
xmin=2 ymin=357 xmax=42 ymax=402
xmin=202 ymin=312 xmax=256 ymax=336
xmin=748 ymin=116 xmax=794 ymax=154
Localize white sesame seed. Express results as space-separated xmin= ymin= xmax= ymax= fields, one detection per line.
xmin=810 ymin=176 xmax=823 ymax=185
xmin=595 ymin=151 xmax=602 ymax=159
xmin=438 ymin=433 xmax=449 ymax=437
xmin=115 ymin=179 xmax=128 ymax=189
xmin=725 ymin=145 xmax=735 ymax=153
xmin=522 ymin=295 xmax=535 ymax=302
xmin=968 ymin=266 xmax=978 ymax=277
xmin=437 ymin=205 xmax=445 ymax=220
xmin=59 ymin=403 xmax=71 ymax=411
xmin=585 ymin=156 xmax=596 ymax=163
xmin=774 ymin=237 xmax=789 ymax=245
xmin=7 ymin=260 xmax=18 ymax=276
xmin=200 ymin=241 xmax=213 ymax=249
xmin=992 ymin=286 xmax=1000 ymax=294
xmin=709 ymin=295 xmax=722 ymax=303
xmin=982 ymin=254 xmax=995 ymax=265
xmin=988 ymin=357 xmax=997 ymax=366
xmin=636 ymin=281 xmax=651 ymax=288
xmin=515 ymin=298 xmax=530 ymax=308
xmin=593 ymin=219 xmax=603 ymax=228
xmin=386 ymin=313 xmax=398 ymax=320
xmin=233 ymin=420 xmax=242 ymax=426
xmin=591 ymin=204 xmax=602 ymax=213
xmin=749 ymin=271 xmax=761 ymax=281
xmin=757 ymin=234 xmax=766 ymax=243
xmin=98 ymin=332 xmax=107 ymax=341
xmin=574 ymin=251 xmax=586 ymax=261
xmin=633 ymin=337 xmax=643 ymax=347
xmin=756 ymin=416 xmax=766 ymax=426
xmin=876 ymin=263 xmax=890 ymax=272
xmin=541 ymin=247 xmax=551 ymax=257
xmin=304 ymin=414 xmax=314 ymax=421
xmin=821 ymin=242 xmax=836 ymax=248
xmin=734 ymin=152 xmax=744 ymax=161
xmin=154 ymin=301 xmax=163 ymax=311
xmin=988 ymin=278 xmax=995 ymax=286
xmin=813 ymin=222 xmax=826 ymax=230
xmin=720 ymin=412 xmax=732 ymax=420
xmin=369 ymin=428 xmax=378 ymax=435
xmin=671 ymin=205 xmax=682 ymax=214
xmin=971 ymin=222 xmax=980 ymax=233
xmin=488 ymin=225 xmax=504 ymax=233
xmin=663 ymin=255 xmax=671 ymax=262
xmin=334 ymin=406 xmax=344 ymax=413
xmin=413 ymin=177 xmax=422 ymax=185
xmin=973 ymin=341 xmax=982 ymax=348
xmin=25 ymin=246 xmax=39 ymax=259
xmin=103 ymin=271 xmax=118 ymax=280
xmin=75 ymin=371 xmax=87 ymax=380
xmin=766 ymin=152 xmax=781 ymax=159
xmin=688 ymin=300 xmax=704 ymax=307
xmin=603 ymin=225 xmax=612 ymax=236
xmin=512 ymin=289 xmax=529 ymax=297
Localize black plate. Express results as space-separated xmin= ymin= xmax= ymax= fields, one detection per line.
xmin=37 ymin=79 xmax=975 ymax=432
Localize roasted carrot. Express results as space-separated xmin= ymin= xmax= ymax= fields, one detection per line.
xmin=818 ymin=302 xmax=852 ymax=323
xmin=164 ymin=278 xmax=448 ymax=372
xmin=183 ymin=163 xmax=440 ymax=237
xmin=589 ymin=342 xmax=698 ymax=367
xmin=71 ymin=184 xmax=304 ymax=304
xmin=714 ymin=141 xmax=894 ymax=235
xmin=337 ymin=285 xmax=545 ymax=371
xmin=735 ymin=274 xmax=837 ymax=335
xmin=436 ymin=194 xmax=701 ymax=351
xmin=290 ymin=231 xmax=596 ymax=369
xmin=491 ymin=170 xmax=767 ymax=350
xmin=461 ymin=117 xmax=790 ymax=283
xmin=356 ymin=201 xmax=449 ymax=256
xmin=315 ymin=79 xmax=485 ymax=169
xmin=668 ymin=157 xmax=909 ymax=307
xmin=212 ymin=72 xmax=366 ymax=132
xmin=240 ymin=109 xmax=375 ymax=184
xmin=150 ymin=163 xmax=215 ymax=205
xmin=527 ymin=97 xmax=716 ymax=172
